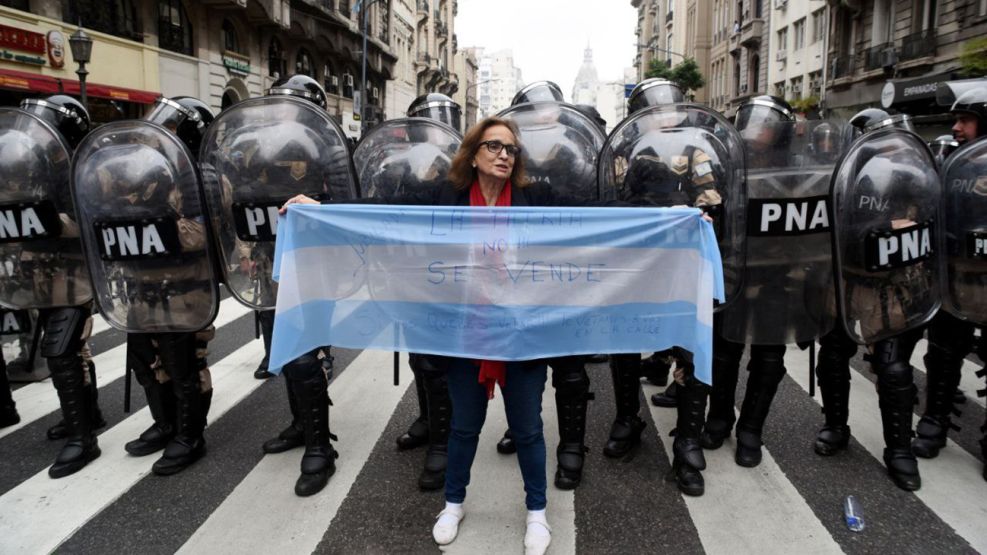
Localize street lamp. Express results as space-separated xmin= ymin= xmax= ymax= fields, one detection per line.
xmin=354 ymin=0 xmax=384 ymax=135
xmin=69 ymin=25 xmax=93 ymax=112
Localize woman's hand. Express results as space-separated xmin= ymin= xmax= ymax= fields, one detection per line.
xmin=279 ymin=194 xmax=319 ymax=215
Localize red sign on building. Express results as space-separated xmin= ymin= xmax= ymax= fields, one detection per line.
xmin=0 ymin=24 xmax=46 ymax=55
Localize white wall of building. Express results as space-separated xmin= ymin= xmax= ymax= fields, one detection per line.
xmin=768 ymin=0 xmax=827 ymax=105
xmin=386 ymin=0 xmax=417 ymax=119
xmin=474 ymin=48 xmax=523 ymax=118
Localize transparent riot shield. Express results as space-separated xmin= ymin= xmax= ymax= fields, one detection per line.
xmin=939 ymin=136 xmax=987 ymax=326
xmin=200 ymin=96 xmax=359 ymax=310
xmin=0 ymin=108 xmax=92 ymax=309
xmin=353 ymin=118 xmax=461 ymax=198
xmin=498 ymin=101 xmax=607 ymax=203
xmin=599 ymin=103 xmax=746 ymax=308
xmin=721 ymin=120 xmax=844 ymax=345
xmin=831 ymin=128 xmax=941 ymax=344
xmin=71 ymin=121 xmax=219 ymax=333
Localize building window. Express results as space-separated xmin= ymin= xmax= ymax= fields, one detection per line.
xmin=342 ymin=72 xmax=354 ymax=98
xmin=981 ymin=0 xmax=987 ymax=16
xmin=918 ymin=0 xmax=939 ymax=30
xmin=775 ymin=81 xmax=785 ymax=97
xmin=158 ymin=0 xmax=193 ymax=55
xmin=811 ymin=9 xmax=825 ymax=43
xmin=324 ymin=63 xmax=339 ymax=95
xmin=62 ymin=0 xmax=143 ymax=42
xmin=793 ymin=18 xmax=805 ymax=50
xmin=791 ymin=76 xmax=803 ymax=99
xmin=749 ymin=53 xmax=760 ymax=92
xmin=221 ymin=19 xmax=240 ymax=53
xmin=268 ymin=37 xmax=286 ymax=77
xmin=296 ymin=48 xmax=313 ymax=76
xmin=777 ymin=27 xmax=787 ymax=51
xmin=339 ymin=0 xmax=350 ymax=16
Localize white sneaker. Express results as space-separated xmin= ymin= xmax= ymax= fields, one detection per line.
xmin=524 ymin=511 xmax=552 ymax=555
xmin=432 ymin=504 xmax=465 ymax=546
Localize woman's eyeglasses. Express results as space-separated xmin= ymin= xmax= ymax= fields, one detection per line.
xmin=479 ymin=140 xmax=521 ymax=157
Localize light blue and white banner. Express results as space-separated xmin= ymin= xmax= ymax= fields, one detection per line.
xmin=270 ymin=204 xmax=724 ymax=383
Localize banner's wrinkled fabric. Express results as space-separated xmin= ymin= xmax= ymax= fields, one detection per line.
xmin=270 ymin=204 xmax=724 ymax=384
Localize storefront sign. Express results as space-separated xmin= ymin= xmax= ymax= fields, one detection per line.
xmin=0 ymin=23 xmax=45 ymax=55
xmin=222 ymin=51 xmax=250 ymax=75
xmin=0 ymin=49 xmax=45 ymax=66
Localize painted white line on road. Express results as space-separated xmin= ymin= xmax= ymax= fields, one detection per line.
xmin=643 ymin=382 xmax=843 ymax=555
xmin=177 ymin=349 xmax=411 ymax=554
xmin=786 ymin=350 xmax=987 ymax=553
xmin=1 ymin=299 xmax=254 ymax=440
xmin=910 ymin=339 xmax=985 ymax=409
xmin=0 ymin=340 xmax=267 ymax=553
xmin=441 ymin=379 xmax=576 ymax=555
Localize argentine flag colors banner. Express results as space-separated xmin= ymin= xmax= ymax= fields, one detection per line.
xmin=270 ymin=204 xmax=724 ymax=384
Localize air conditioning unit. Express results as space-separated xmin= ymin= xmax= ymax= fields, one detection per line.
xmin=345 ymin=74 xmax=354 ymax=86
xmin=881 ymin=47 xmax=897 ymax=69
xmin=776 ymin=50 xmax=787 ymax=61
xmin=741 ymin=84 xmax=748 ymax=94
xmin=793 ymin=83 xmax=802 ymax=93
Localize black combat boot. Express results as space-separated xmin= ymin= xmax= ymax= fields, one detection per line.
xmin=878 ymin=376 xmax=921 ymax=491
xmin=125 ymin=380 xmax=176 ymax=456
xmin=670 ymin=377 xmax=708 ymax=496
xmin=0 ymin=358 xmax=19 ymax=428
xmin=814 ymin=347 xmax=852 ymax=456
xmin=48 ymin=362 xmax=101 ymax=478
xmin=651 ymin=382 xmax=679 ymax=408
xmin=700 ymin=348 xmax=741 ymax=450
xmin=554 ymin=366 xmax=592 ymax=490
xmin=419 ymin=372 xmax=451 ymax=491
xmin=47 ymin=362 xmax=105 ymax=440
xmin=254 ymin=310 xmax=274 ymax=379
xmin=604 ymin=354 xmax=646 ymax=458
xmin=912 ymin=345 xmax=965 ymax=459
xmin=291 ymin=372 xmax=338 ymax=496
xmin=640 ymin=351 xmax=671 ymax=387
xmin=397 ymin=366 xmax=429 ymax=450
xmin=496 ymin=429 xmax=516 ymax=454
xmin=263 ymin=377 xmax=305 ymax=453
xmin=734 ymin=347 xmax=786 ymax=468
xmin=153 ymin=335 xmax=207 ymax=476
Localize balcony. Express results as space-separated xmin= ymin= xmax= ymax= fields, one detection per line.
xmin=864 ymin=42 xmax=895 ymax=71
xmin=436 ymin=21 xmax=448 ymax=38
xmin=740 ymin=18 xmax=764 ymax=46
xmin=417 ymin=0 xmax=429 ymax=21
xmin=899 ymin=30 xmax=937 ymax=62
xmin=829 ymin=54 xmax=855 ymax=81
xmin=729 ymin=32 xmax=741 ymax=54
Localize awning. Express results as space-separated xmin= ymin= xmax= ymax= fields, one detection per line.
xmin=935 ymin=77 xmax=987 ymax=107
xmin=880 ymin=70 xmax=959 ymax=110
xmin=0 ymin=68 xmax=159 ymax=104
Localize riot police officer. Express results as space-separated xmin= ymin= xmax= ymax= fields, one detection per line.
xmin=913 ymin=88 xmax=987 ymax=481
xmin=201 ymin=74 xmax=359 ymax=496
xmin=930 ymin=135 xmax=959 ymax=169
xmin=94 ymin=96 xmax=219 ymax=476
xmin=599 ymin=83 xmax=746 ymax=496
xmin=818 ymin=108 xmax=938 ymax=491
xmin=1 ymin=94 xmax=103 ymax=477
xmin=511 ymin=80 xmax=565 ymax=105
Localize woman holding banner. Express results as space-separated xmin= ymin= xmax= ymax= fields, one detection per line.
xmin=283 ymin=117 xmax=555 ymax=554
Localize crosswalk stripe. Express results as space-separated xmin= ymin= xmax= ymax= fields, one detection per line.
xmin=785 ymin=349 xmax=987 ymax=553
xmin=910 ymin=338 xmax=986 ymax=409
xmin=642 ymin=382 xmax=844 ymax=555
xmin=177 ymin=349 xmax=411 ymax=554
xmin=0 ymin=341 xmax=266 ymax=553
xmin=0 ymin=298 xmax=253 ymax=440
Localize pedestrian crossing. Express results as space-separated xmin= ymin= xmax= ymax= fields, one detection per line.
xmin=0 ymin=314 xmax=985 ymax=554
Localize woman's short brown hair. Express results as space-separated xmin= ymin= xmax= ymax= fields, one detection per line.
xmin=448 ymin=116 xmax=528 ymax=190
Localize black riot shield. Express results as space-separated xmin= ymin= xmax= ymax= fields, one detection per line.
xmin=71 ymin=121 xmax=220 ymax=333
xmin=599 ymin=104 xmax=746 ymax=308
xmin=0 ymin=108 xmax=92 ymax=309
xmin=939 ymin=136 xmax=987 ymax=326
xmin=353 ymin=118 xmax=461 ymax=198
xmin=831 ymin=128 xmax=941 ymax=344
xmin=721 ymin=121 xmax=843 ymax=345
xmin=199 ymin=96 xmax=359 ymax=310
xmin=498 ymin=101 xmax=607 ymax=203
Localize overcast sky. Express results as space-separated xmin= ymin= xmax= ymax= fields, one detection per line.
xmin=455 ymin=0 xmax=638 ymax=97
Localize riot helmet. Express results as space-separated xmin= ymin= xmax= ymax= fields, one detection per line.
xmin=20 ymin=94 xmax=90 ymax=149
xmin=627 ymin=78 xmax=686 ymax=114
xmin=949 ymin=87 xmax=987 ymax=143
xmin=930 ymin=134 xmax=960 ymax=168
xmin=511 ymin=81 xmax=564 ymax=106
xmin=145 ymin=96 xmax=214 ymax=156
xmin=268 ymin=74 xmax=328 ymax=109
xmin=407 ymin=93 xmax=461 ymax=131
xmin=810 ymin=122 xmax=839 ymax=162
xmin=735 ymin=96 xmax=795 ymax=154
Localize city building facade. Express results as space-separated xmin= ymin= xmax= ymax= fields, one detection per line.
xmin=572 ymin=44 xmax=599 ymax=105
xmin=767 ymin=0 xmax=828 ymax=115
xmin=471 ymin=47 xmax=522 ymax=118
xmin=631 ymin=0 xmax=712 ymax=103
xmin=451 ymin=46 xmax=477 ymax=132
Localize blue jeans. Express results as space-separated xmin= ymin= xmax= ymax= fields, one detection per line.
xmin=445 ymin=359 xmax=548 ymax=511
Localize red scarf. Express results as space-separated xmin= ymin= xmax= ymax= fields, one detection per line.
xmin=469 ymin=179 xmax=511 ymax=399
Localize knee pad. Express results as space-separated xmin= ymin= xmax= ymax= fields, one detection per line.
xmin=876 ymin=359 xmax=913 ymax=389
xmin=41 ymin=307 xmax=90 ymax=359
xmin=749 ymin=345 xmax=786 ymax=381
xmin=156 ymin=333 xmax=199 ymax=382
xmin=47 ymin=353 xmax=83 ymax=383
xmin=282 ymin=350 xmax=322 ymax=381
